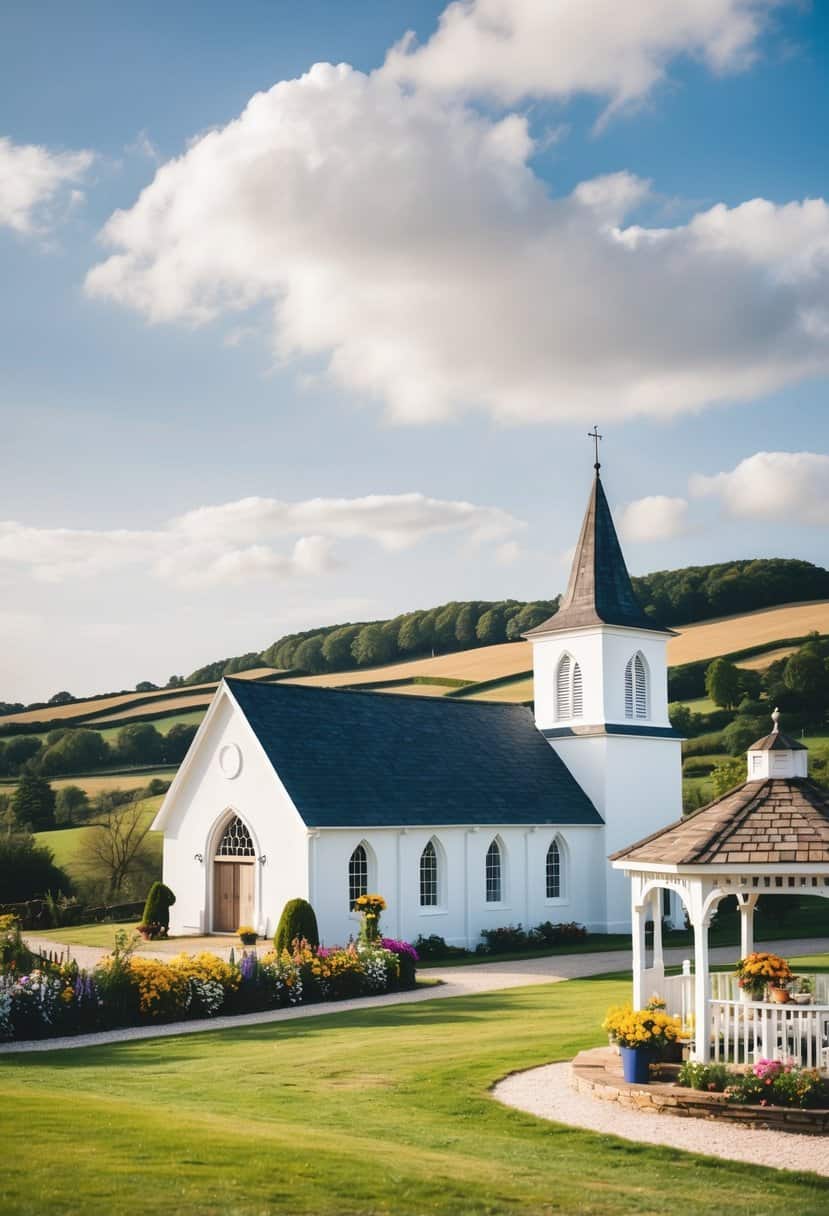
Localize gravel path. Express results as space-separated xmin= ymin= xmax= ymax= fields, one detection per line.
xmin=6 ymin=935 xmax=827 ymax=1056
xmin=493 ymin=1062 xmax=829 ymax=1176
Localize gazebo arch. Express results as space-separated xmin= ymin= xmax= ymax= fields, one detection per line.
xmin=612 ymin=711 xmax=829 ymax=1068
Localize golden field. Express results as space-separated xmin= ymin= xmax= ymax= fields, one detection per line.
xmin=665 ymin=601 xmax=829 ymax=667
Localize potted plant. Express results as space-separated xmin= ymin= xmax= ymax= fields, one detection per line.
xmin=603 ymin=1005 xmax=682 ymax=1085
xmin=136 ymin=922 xmax=165 ymax=941
xmin=238 ymin=925 xmax=257 ymax=946
xmin=354 ymin=893 xmax=386 ymax=944
xmin=735 ymin=952 xmax=792 ymax=1002
xmin=792 ymin=976 xmax=813 ymax=1005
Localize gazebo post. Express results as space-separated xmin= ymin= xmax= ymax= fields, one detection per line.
xmin=737 ymin=892 xmax=758 ymax=958
xmin=650 ymin=888 xmax=664 ymax=988
xmin=631 ymin=888 xmax=646 ymax=1010
xmin=690 ymin=881 xmax=712 ymax=1063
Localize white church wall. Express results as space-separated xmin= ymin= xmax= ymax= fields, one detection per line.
xmin=154 ymin=690 xmax=309 ymax=938
xmin=311 ymin=823 xmax=604 ymax=948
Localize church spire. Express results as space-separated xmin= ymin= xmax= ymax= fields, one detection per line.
xmin=527 ymin=452 xmax=666 ymax=638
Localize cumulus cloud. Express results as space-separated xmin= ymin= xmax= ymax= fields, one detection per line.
xmin=385 ymin=0 xmax=783 ymax=122
xmin=0 ymin=492 xmax=522 ymax=587
xmin=690 ymin=451 xmax=829 ymax=525
xmin=0 ymin=136 xmax=94 ymax=234
xmin=84 ymin=53 xmax=829 ymax=427
xmin=619 ymin=495 xmax=690 ymax=542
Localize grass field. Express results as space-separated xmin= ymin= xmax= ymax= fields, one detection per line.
xmin=0 ymin=768 xmax=175 ymax=797
xmin=92 ymin=695 xmax=213 ymax=724
xmin=666 ymin=600 xmax=829 ymax=667
xmin=33 ymin=796 xmax=163 ymax=877
xmin=2 ymin=968 xmax=828 ymax=1216
xmin=466 ymin=676 xmax=534 ymax=703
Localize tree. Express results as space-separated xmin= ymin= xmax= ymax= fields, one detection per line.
xmin=711 ymin=758 xmax=745 ymax=797
xmin=0 ymin=833 xmax=72 ymax=901
xmin=55 ymin=785 xmax=89 ymax=826
xmin=166 ymin=675 xmax=184 ymax=688
xmin=141 ymin=881 xmax=176 ymax=932
xmin=722 ymin=716 xmax=767 ymax=757
xmin=136 ymin=681 xmax=159 ymax=692
xmin=48 ymin=691 xmax=74 ymax=706
xmin=3 ymin=736 xmax=42 ymax=772
xmin=163 ymin=723 xmax=198 ymax=764
xmin=397 ymin=613 xmax=425 ymax=655
xmin=704 ymin=658 xmax=742 ymax=710
xmin=115 ymin=723 xmax=163 ymax=767
xmin=783 ymin=649 xmax=829 ymax=721
xmin=274 ymin=897 xmax=319 ymax=952
xmin=475 ymin=607 xmax=506 ymax=646
xmin=351 ymin=624 xmax=395 ymax=667
xmin=40 ymin=729 xmax=110 ymax=776
xmin=85 ymin=799 xmax=155 ymax=899
xmin=11 ymin=773 xmax=56 ymax=831
xmin=453 ymin=603 xmax=479 ymax=648
xmin=434 ymin=604 xmax=460 ymax=652
xmin=321 ymin=625 xmax=361 ymax=669
xmin=292 ymin=635 xmax=327 ymax=674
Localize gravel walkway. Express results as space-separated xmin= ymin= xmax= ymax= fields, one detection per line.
xmin=493 ymin=1062 xmax=829 ymax=1176
xmin=6 ymin=935 xmax=827 ymax=1056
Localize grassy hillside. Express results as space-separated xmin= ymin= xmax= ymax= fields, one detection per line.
xmin=666 ymin=600 xmax=829 ymax=666
xmin=34 ymin=795 xmax=163 ymax=881
xmin=0 ymin=768 xmax=175 ymax=797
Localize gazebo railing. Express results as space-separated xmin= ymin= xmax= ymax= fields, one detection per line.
xmin=708 ymin=999 xmax=829 ymax=1070
xmin=710 ymin=971 xmax=829 ymax=1004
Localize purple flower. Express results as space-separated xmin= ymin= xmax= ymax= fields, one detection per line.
xmin=381 ymin=938 xmax=419 ymax=962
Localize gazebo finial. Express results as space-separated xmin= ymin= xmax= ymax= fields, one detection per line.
xmin=771 ymin=706 xmax=781 ymax=734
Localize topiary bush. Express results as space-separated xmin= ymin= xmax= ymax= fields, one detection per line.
xmin=140 ymin=882 xmax=176 ymax=938
xmin=273 ymin=897 xmax=319 ymax=953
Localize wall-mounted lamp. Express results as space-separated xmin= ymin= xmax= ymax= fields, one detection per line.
xmin=194 ymin=853 xmax=204 ymax=864
xmin=258 ymin=854 xmax=267 ymax=866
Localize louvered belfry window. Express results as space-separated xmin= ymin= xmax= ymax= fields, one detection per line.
xmin=546 ymin=840 xmax=561 ymax=899
xmin=216 ymin=815 xmax=256 ymax=858
xmin=485 ymin=839 xmax=502 ymax=903
xmin=625 ymin=653 xmax=648 ymax=720
xmin=556 ymin=654 xmax=583 ymax=720
xmin=349 ymin=844 xmax=368 ymax=908
xmin=420 ymin=841 xmax=438 ymax=907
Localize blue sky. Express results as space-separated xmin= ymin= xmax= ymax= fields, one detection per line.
xmin=2 ymin=1 xmax=829 ymax=701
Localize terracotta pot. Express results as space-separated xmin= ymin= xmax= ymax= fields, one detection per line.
xmin=769 ymin=986 xmax=789 ymax=1004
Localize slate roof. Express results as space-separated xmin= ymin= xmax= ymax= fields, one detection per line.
xmin=224 ymin=677 xmax=602 ymax=830
xmin=526 ymin=473 xmax=669 ymax=638
xmin=611 ymin=778 xmax=829 ymax=867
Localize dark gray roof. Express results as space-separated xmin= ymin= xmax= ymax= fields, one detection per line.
xmin=527 ymin=473 xmax=670 ymax=638
xmin=225 ymin=677 xmax=602 ymax=829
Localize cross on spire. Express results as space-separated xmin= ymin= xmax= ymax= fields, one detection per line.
xmin=588 ymin=425 xmax=603 ymax=474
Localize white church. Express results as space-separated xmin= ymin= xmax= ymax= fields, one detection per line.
xmin=152 ymin=463 xmax=684 ymax=945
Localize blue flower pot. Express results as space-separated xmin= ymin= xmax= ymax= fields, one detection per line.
xmin=620 ymin=1046 xmax=653 ymax=1084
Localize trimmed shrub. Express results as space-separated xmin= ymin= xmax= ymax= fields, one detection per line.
xmin=274 ymin=897 xmax=319 ymax=952
xmin=141 ymin=882 xmax=176 ymax=936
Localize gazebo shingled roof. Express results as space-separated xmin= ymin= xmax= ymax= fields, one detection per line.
xmin=610 ymin=777 xmax=829 ymax=867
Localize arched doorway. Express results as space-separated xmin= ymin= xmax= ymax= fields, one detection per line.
xmin=212 ymin=814 xmax=256 ymax=932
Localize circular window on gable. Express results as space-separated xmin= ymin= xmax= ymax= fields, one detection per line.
xmin=218 ymin=743 xmax=242 ymax=779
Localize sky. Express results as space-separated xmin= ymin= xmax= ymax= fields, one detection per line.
xmin=2 ymin=0 xmax=829 ymax=703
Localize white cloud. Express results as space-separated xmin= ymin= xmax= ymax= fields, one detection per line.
xmin=384 ymin=0 xmax=783 ymax=123
xmin=85 ymin=57 xmax=829 ymax=427
xmin=690 ymin=451 xmax=829 ymax=525
xmin=0 ymin=136 xmax=94 ymax=234
xmin=0 ymin=492 xmax=522 ymax=587
xmin=619 ymin=495 xmax=690 ymax=542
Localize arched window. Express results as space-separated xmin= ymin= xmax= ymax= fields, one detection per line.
xmin=556 ymin=654 xmax=583 ymax=720
xmin=216 ymin=815 xmax=255 ymax=858
xmin=485 ymin=839 xmax=502 ymax=903
xmin=546 ymin=839 xmax=561 ymax=899
xmin=624 ymin=652 xmax=648 ymax=720
xmin=349 ymin=844 xmax=368 ymax=908
xmin=420 ymin=840 xmax=438 ymax=907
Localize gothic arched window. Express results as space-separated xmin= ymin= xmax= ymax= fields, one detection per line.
xmin=556 ymin=653 xmax=583 ymax=720
xmin=349 ymin=844 xmax=368 ymax=908
xmin=215 ymin=815 xmax=255 ymax=858
xmin=546 ymin=839 xmax=561 ymax=899
xmin=420 ymin=840 xmax=439 ymax=907
xmin=624 ymin=652 xmax=649 ymax=720
xmin=485 ymin=839 xmax=502 ymax=903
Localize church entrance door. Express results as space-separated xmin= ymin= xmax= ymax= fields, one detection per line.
xmin=212 ymin=860 xmax=254 ymax=932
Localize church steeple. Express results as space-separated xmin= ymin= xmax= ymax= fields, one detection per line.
xmin=527 ymin=467 xmax=664 ymax=639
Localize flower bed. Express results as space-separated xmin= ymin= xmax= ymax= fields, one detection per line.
xmin=678 ymin=1057 xmax=829 ymax=1110
xmin=0 ymin=920 xmax=418 ymax=1042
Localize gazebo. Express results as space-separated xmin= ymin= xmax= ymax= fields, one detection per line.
xmin=611 ymin=710 xmax=829 ymax=1069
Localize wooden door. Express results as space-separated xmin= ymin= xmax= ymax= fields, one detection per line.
xmin=213 ymin=861 xmax=255 ymax=932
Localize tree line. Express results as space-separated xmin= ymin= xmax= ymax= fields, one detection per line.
xmin=0 ymin=721 xmax=198 ymax=780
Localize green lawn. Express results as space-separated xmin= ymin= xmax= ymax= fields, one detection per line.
xmin=2 ymin=971 xmax=828 ymax=1216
